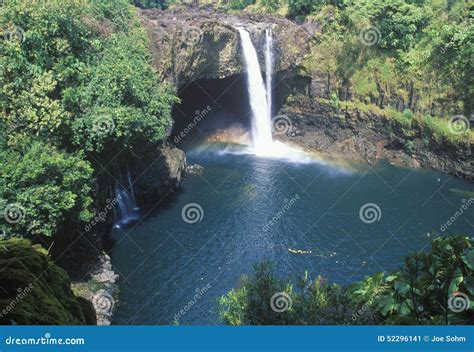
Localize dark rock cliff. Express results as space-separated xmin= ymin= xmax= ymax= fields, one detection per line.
xmin=139 ymin=8 xmax=310 ymax=88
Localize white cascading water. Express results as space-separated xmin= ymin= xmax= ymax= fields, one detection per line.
xmin=228 ymin=26 xmax=314 ymax=163
xmin=113 ymin=168 xmax=139 ymax=228
xmin=265 ymin=28 xmax=273 ymax=124
xmin=237 ymin=27 xmax=273 ymax=154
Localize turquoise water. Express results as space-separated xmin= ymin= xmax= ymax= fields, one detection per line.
xmin=110 ymin=146 xmax=474 ymax=325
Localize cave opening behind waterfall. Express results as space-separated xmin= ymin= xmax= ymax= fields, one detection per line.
xmin=170 ymin=74 xmax=252 ymax=149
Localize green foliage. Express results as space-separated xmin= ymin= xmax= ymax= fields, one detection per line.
xmin=405 ymin=140 xmax=416 ymax=154
xmin=348 ymin=236 xmax=474 ymax=324
xmin=219 ymin=236 xmax=474 ymax=325
xmin=288 ymin=0 xmax=323 ymax=16
xmin=221 ymin=0 xmax=256 ymax=10
xmin=364 ymin=0 xmax=428 ymax=52
xmin=385 ymin=108 xmax=413 ymax=128
xmin=422 ymin=114 xmax=473 ymax=145
xmin=292 ymin=0 xmax=471 ymax=127
xmin=0 ymin=238 xmax=96 ymax=324
xmin=0 ymin=141 xmax=94 ymax=237
xmin=259 ymin=0 xmax=284 ymax=11
xmin=70 ymin=30 xmax=176 ymax=153
xmin=0 ymin=0 xmax=176 ymax=240
xmin=424 ymin=2 xmax=473 ymax=115
xmin=219 ymin=262 xmax=296 ymax=324
xmin=132 ymin=0 xmax=172 ymax=9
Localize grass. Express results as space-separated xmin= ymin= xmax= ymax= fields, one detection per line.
xmin=336 ymin=99 xmax=473 ymax=146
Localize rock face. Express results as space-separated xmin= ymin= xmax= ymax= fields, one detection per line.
xmin=139 ymin=8 xmax=310 ymax=88
xmin=72 ymin=253 xmax=118 ymax=326
xmin=132 ymin=143 xmax=187 ymax=205
xmin=0 ymin=239 xmax=96 ymax=325
xmin=278 ymin=96 xmax=473 ymax=181
xmin=140 ymin=7 xmax=472 ymax=182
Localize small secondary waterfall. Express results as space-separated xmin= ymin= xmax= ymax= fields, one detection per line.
xmin=237 ymin=27 xmax=273 ymax=153
xmin=265 ymin=28 xmax=273 ymax=123
xmin=113 ymin=167 xmax=139 ymax=228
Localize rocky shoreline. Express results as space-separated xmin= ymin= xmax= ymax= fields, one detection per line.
xmin=277 ymin=98 xmax=473 ymax=181
xmin=72 ymin=253 xmax=119 ymax=325
xmin=61 ymin=143 xmax=187 ymax=325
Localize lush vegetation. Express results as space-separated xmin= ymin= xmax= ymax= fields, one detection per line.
xmin=190 ymin=0 xmax=472 ymax=145
xmin=219 ymin=236 xmax=474 ymax=325
xmin=0 ymin=0 xmax=176 ymax=240
xmin=0 ymin=238 xmax=96 ymax=324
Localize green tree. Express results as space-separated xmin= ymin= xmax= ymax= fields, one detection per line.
xmin=219 ymin=236 xmax=474 ymax=325
xmin=0 ymin=140 xmax=94 ymax=238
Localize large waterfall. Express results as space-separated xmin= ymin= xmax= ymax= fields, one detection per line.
xmin=237 ymin=27 xmax=273 ymax=154
xmin=265 ymin=28 xmax=273 ymax=124
xmin=235 ymin=27 xmax=313 ymax=163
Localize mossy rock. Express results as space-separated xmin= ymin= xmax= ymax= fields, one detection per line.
xmin=0 ymin=238 xmax=96 ymax=325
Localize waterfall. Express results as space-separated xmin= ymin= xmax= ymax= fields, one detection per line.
xmin=237 ymin=27 xmax=273 ymax=154
xmin=265 ymin=28 xmax=273 ymax=123
xmin=113 ymin=167 xmax=139 ymax=228
xmin=235 ymin=26 xmax=313 ymax=163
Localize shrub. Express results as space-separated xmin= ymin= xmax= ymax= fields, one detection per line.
xmin=0 ymin=141 xmax=94 ymax=238
xmin=219 ymin=236 xmax=474 ymax=325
